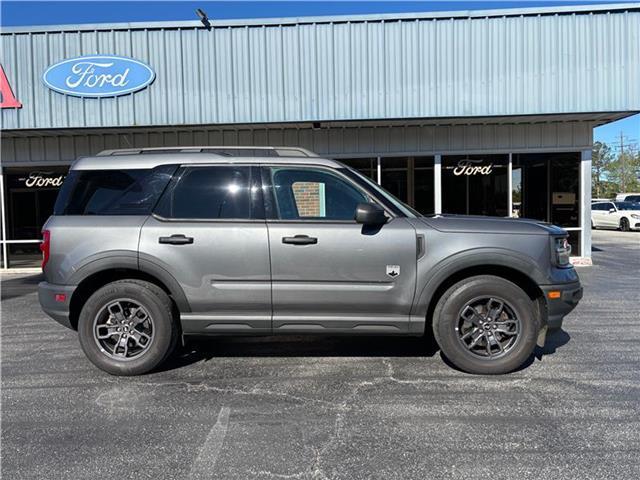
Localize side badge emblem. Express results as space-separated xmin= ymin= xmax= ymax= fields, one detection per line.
xmin=386 ymin=265 xmax=400 ymax=278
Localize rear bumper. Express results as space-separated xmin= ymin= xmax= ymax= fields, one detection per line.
xmin=540 ymin=281 xmax=583 ymax=330
xmin=38 ymin=282 xmax=77 ymax=330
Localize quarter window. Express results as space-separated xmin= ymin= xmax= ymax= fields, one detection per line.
xmin=155 ymin=166 xmax=252 ymax=219
xmin=53 ymin=166 xmax=176 ymax=215
xmin=268 ymin=167 xmax=367 ymax=221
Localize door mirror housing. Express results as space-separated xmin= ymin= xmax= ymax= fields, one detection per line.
xmin=355 ymin=203 xmax=387 ymax=225
xmin=609 ymin=208 xmax=616 ymax=213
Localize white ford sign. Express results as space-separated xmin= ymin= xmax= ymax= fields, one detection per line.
xmin=453 ymin=159 xmax=494 ymax=176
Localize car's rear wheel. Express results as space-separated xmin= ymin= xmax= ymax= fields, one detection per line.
xmin=433 ymin=275 xmax=539 ymax=375
xmin=78 ymin=280 xmax=178 ymax=376
xmin=620 ymin=217 xmax=630 ymax=232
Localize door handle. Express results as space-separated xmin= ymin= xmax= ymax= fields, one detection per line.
xmin=282 ymin=235 xmax=318 ymax=245
xmin=159 ymin=234 xmax=194 ymax=245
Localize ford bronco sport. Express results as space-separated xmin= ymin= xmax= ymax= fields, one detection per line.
xmin=39 ymin=146 xmax=582 ymax=375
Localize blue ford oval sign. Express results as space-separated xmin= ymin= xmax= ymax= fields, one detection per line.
xmin=42 ymin=55 xmax=155 ymax=98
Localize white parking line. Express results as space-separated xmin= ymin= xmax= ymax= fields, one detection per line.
xmin=188 ymin=406 xmax=231 ymax=480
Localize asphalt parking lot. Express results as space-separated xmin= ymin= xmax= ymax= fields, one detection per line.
xmin=2 ymin=229 xmax=639 ymax=480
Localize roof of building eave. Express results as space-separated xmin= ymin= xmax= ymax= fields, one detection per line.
xmin=2 ymin=2 xmax=639 ymax=34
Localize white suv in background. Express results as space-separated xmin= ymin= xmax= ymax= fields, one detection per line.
xmin=591 ymin=201 xmax=640 ymax=231
xmin=615 ymin=193 xmax=640 ymax=203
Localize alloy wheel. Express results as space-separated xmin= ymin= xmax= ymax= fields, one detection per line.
xmin=455 ymin=297 xmax=521 ymax=359
xmin=93 ymin=299 xmax=155 ymax=360
xmin=621 ymin=218 xmax=630 ymax=232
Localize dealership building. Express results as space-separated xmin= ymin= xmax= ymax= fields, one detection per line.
xmin=1 ymin=3 xmax=639 ymax=268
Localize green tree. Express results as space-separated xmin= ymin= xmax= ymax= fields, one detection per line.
xmin=608 ymin=147 xmax=640 ymax=195
xmin=592 ymin=141 xmax=614 ymax=198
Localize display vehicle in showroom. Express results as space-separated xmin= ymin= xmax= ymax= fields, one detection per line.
xmin=39 ymin=147 xmax=583 ymax=376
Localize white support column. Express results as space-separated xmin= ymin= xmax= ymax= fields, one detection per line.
xmin=580 ymin=149 xmax=592 ymax=261
xmin=0 ymin=170 xmax=7 ymax=269
xmin=507 ymin=153 xmax=513 ymax=217
xmin=434 ymin=154 xmax=442 ymax=214
xmin=376 ymin=156 xmax=382 ymax=185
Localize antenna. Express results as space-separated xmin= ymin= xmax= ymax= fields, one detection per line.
xmin=195 ymin=9 xmax=211 ymax=29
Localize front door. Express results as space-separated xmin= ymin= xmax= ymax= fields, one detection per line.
xmin=263 ymin=165 xmax=418 ymax=334
xmin=138 ymin=164 xmax=271 ymax=333
xmin=602 ymin=202 xmax=618 ymax=228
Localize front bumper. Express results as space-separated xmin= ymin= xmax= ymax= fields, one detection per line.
xmin=540 ymin=281 xmax=583 ymax=330
xmin=38 ymin=282 xmax=77 ymax=330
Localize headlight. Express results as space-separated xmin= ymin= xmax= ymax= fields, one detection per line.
xmin=552 ymin=236 xmax=572 ymax=267
xmin=631 ymin=214 xmax=640 ymax=220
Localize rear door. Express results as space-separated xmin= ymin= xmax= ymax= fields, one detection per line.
xmin=591 ymin=202 xmax=606 ymax=227
xmin=262 ymin=165 xmax=418 ymax=334
xmin=138 ymin=164 xmax=272 ymax=334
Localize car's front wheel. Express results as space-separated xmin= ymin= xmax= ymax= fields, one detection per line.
xmin=78 ymin=280 xmax=178 ymax=376
xmin=433 ymin=275 xmax=539 ymax=375
xmin=620 ymin=217 xmax=630 ymax=232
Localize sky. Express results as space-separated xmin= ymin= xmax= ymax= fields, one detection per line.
xmin=1 ymin=0 xmax=637 ymax=143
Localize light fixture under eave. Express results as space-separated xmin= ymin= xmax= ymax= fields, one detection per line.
xmin=196 ymin=8 xmax=211 ymax=29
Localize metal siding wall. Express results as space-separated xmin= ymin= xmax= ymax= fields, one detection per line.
xmin=1 ymin=121 xmax=593 ymax=165
xmin=1 ymin=11 xmax=639 ymax=130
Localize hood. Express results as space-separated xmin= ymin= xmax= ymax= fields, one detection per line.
xmin=418 ymin=214 xmax=566 ymax=236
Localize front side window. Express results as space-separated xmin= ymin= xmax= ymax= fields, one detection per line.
xmin=155 ymin=166 xmax=252 ymax=220
xmin=54 ymin=165 xmax=176 ymax=215
xmin=268 ymin=167 xmax=367 ymax=221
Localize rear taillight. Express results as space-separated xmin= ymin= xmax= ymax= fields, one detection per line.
xmin=40 ymin=230 xmax=50 ymax=270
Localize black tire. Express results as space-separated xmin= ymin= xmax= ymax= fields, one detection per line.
xmin=433 ymin=275 xmax=539 ymax=375
xmin=620 ymin=217 xmax=630 ymax=232
xmin=78 ymin=280 xmax=178 ymax=376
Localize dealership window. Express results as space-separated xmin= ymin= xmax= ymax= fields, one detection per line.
xmin=2 ymin=167 xmax=68 ymax=268
xmin=341 ymin=157 xmax=434 ymax=214
xmin=413 ymin=157 xmax=434 ymax=215
xmin=380 ymin=157 xmax=409 ymax=206
xmin=513 ymin=152 xmax=581 ymax=255
xmin=442 ymin=155 xmax=509 ymax=217
xmin=340 ymin=158 xmax=377 ymax=181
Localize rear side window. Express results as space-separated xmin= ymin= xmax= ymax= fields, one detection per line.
xmin=54 ymin=165 xmax=176 ymax=215
xmin=154 ymin=165 xmax=252 ymax=220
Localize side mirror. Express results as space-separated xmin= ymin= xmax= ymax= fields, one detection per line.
xmin=355 ymin=203 xmax=387 ymax=225
xmin=609 ymin=208 xmax=616 ymax=213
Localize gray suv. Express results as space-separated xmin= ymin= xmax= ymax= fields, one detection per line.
xmin=39 ymin=146 xmax=582 ymax=376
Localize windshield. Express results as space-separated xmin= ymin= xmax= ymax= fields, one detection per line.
xmin=339 ymin=168 xmax=420 ymax=217
xmin=615 ymin=202 xmax=640 ymax=211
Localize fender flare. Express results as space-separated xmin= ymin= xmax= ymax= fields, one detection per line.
xmin=67 ymin=250 xmax=191 ymax=312
xmin=412 ymin=248 xmax=546 ymax=319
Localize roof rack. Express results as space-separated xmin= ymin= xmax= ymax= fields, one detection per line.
xmin=96 ymin=146 xmax=318 ymax=157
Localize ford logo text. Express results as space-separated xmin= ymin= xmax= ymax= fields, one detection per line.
xmin=42 ymin=55 xmax=155 ymax=98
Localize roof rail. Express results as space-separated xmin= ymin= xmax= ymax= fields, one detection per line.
xmin=96 ymin=146 xmax=318 ymax=157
